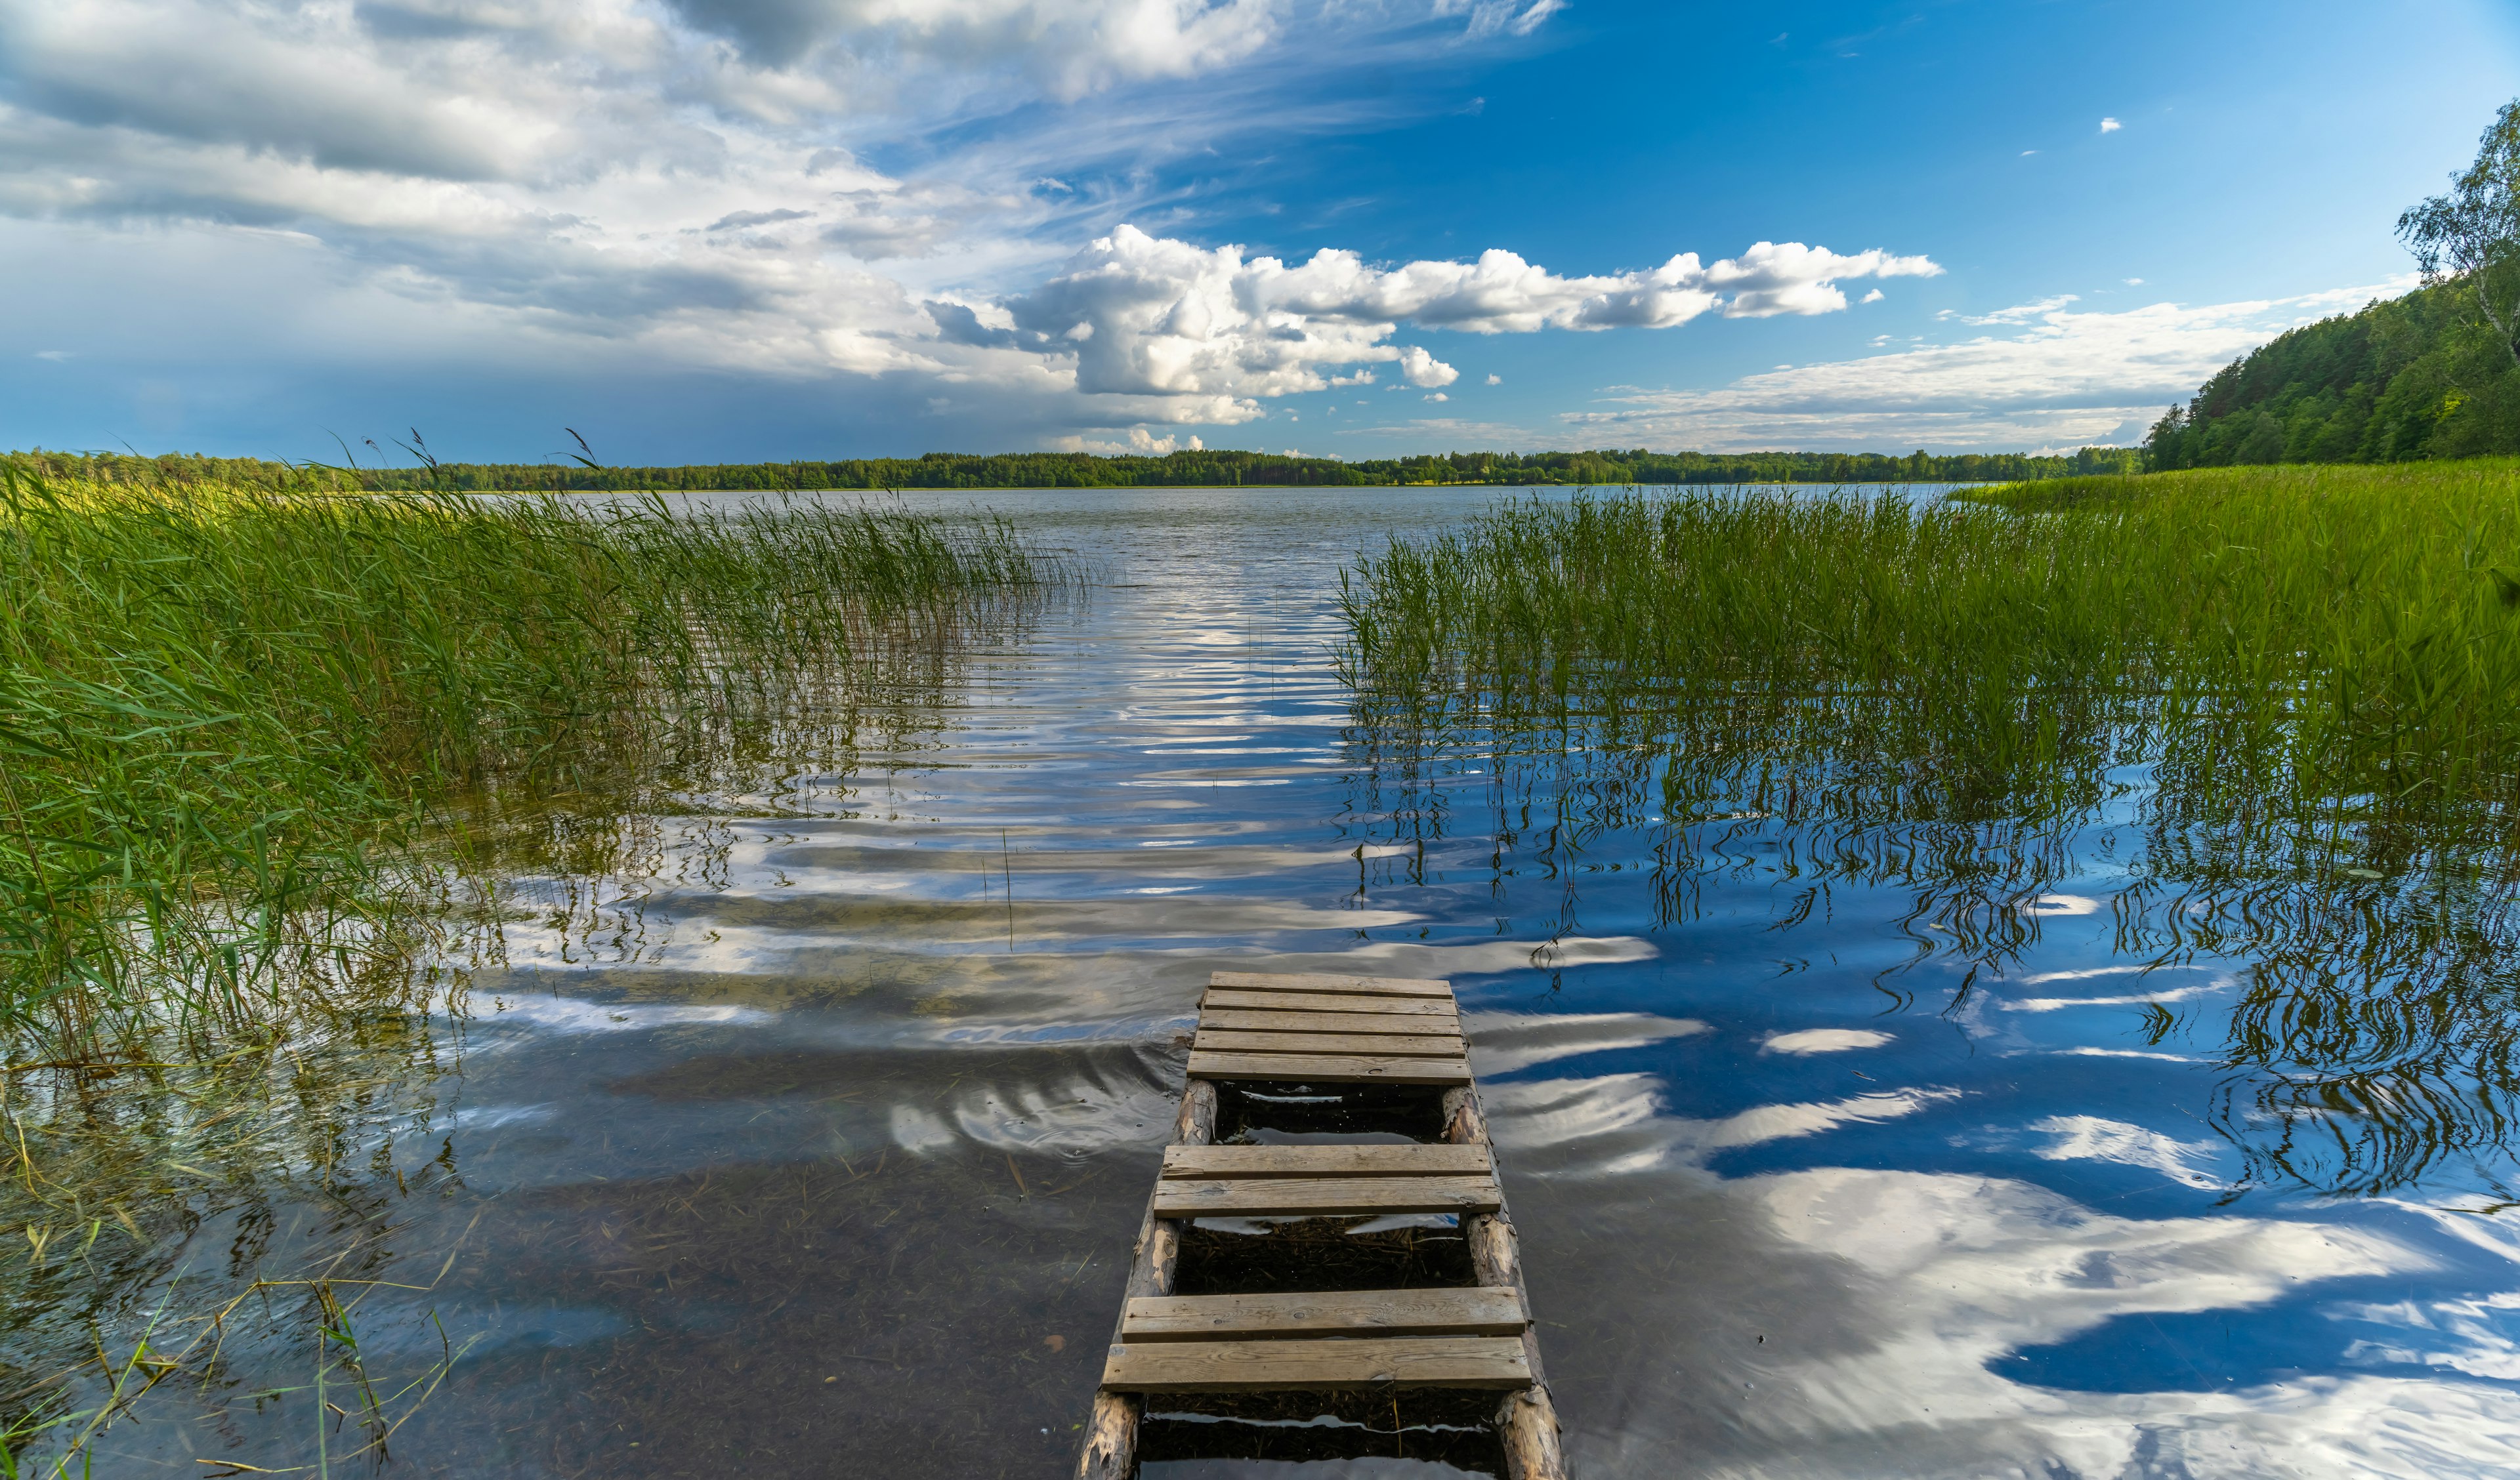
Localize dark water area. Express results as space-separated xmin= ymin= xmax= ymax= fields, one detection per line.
xmin=45 ymin=486 xmax=2520 ymax=1478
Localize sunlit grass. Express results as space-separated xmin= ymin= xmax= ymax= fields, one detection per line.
xmin=0 ymin=468 xmax=1062 ymax=1062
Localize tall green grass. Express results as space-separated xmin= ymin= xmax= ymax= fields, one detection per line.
xmin=1338 ymin=462 xmax=2520 ymax=1198
xmin=0 ymin=467 xmax=1059 ymax=1057
xmin=1345 ymin=461 xmax=2520 ymax=835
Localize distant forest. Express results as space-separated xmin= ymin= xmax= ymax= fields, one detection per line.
xmin=2146 ymin=279 xmax=2520 ymax=468
xmin=11 ymin=444 xmax=2140 ymax=493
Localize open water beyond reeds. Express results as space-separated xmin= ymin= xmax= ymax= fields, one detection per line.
xmin=12 ymin=485 xmax=2520 ymax=1477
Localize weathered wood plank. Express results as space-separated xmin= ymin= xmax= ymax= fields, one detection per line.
xmin=1210 ymin=970 xmax=1454 ymax=998
xmin=1160 ymin=1143 xmax=1493 ymax=1181
xmin=1201 ymin=989 xmax=1458 ymax=1017
xmin=1100 ymin=1336 xmax=1530 ymax=1393
xmin=1121 ymin=1286 xmax=1526 ymax=1342
xmin=1193 ymin=1028 xmax=1466 ymax=1058
xmin=1186 ymin=1050 xmax=1472 ymax=1086
xmin=1198 ymin=1008 xmax=1463 ymax=1036
xmin=1152 ymin=1174 xmax=1500 ymax=1217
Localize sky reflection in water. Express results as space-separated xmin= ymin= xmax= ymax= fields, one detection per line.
xmin=55 ymin=485 xmax=2520 ymax=1478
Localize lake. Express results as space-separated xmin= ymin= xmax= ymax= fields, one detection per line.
xmin=56 ymin=484 xmax=2520 ymax=1478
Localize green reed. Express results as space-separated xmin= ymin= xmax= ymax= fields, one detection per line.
xmin=0 ymin=467 xmax=1060 ymax=1059
xmin=1337 ymin=463 xmax=2520 ymax=1200
xmin=1344 ymin=462 xmax=2520 ymax=838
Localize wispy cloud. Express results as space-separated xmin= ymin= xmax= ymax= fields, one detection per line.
xmin=1560 ymin=280 xmax=2412 ymax=451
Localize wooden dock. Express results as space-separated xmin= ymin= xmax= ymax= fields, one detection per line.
xmin=1077 ymin=971 xmax=1566 ymax=1479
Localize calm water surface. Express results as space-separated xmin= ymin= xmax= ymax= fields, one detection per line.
xmin=89 ymin=485 xmax=2520 ymax=1477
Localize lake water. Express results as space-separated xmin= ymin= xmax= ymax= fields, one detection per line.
xmin=65 ymin=485 xmax=2520 ymax=1477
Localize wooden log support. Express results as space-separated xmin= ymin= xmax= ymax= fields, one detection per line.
xmin=1081 ymin=971 xmax=1566 ymax=1479
xmin=1444 ymin=1083 xmax=1568 ymax=1480
xmin=1075 ymin=1077 xmax=1217 ymax=1480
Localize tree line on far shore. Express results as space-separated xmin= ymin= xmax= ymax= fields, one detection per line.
xmin=5 ymin=443 xmax=2141 ymax=493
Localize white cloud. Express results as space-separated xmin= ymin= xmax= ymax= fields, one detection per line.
xmin=1562 ymin=279 xmax=2412 ymax=451
xmin=0 ymin=0 xmax=1939 ymax=443
xmin=1484 ymin=372 xmax=1501 ymax=384
xmin=1962 ymin=293 xmax=2079 ymax=325
xmin=1397 ymin=344 xmax=1459 ymax=386
xmin=1762 ymin=1028 xmax=1892 ymax=1055
xmin=2031 ymin=1114 xmax=2223 ymax=1185
xmin=967 ymin=224 xmax=1931 ymax=422
xmin=1858 ymin=287 xmax=1883 ymax=303
xmin=1049 ymin=426 xmax=1204 ymax=453
xmin=2100 ymin=115 xmax=2122 ymax=133
xmin=1424 ymin=391 xmax=1448 ymax=401
xmin=1435 ymin=0 xmax=1563 ymax=39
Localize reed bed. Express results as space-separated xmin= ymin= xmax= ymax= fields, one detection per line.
xmin=0 ymin=467 xmax=1062 ymax=1060
xmin=0 ymin=468 xmax=1062 ymax=1473
xmin=1337 ymin=463 xmax=2520 ymax=1199
xmin=1344 ymin=462 xmax=2520 ymax=837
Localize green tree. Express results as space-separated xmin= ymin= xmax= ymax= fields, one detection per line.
xmin=2400 ymin=99 xmax=2520 ymax=366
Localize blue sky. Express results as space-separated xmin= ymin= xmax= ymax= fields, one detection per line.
xmin=3 ymin=0 xmax=2516 ymax=464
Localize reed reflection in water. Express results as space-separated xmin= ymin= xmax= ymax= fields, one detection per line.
xmin=1338 ymin=484 xmax=2520 ymax=1208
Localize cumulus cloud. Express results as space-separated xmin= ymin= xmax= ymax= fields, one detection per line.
xmin=1397 ymin=344 xmax=1458 ymax=386
xmin=2099 ymin=115 xmax=2122 ymax=133
xmin=967 ymin=224 xmax=1936 ymax=420
xmin=1561 ymin=280 xmax=2413 ymax=451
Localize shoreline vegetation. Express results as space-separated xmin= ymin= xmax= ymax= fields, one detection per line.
xmin=1337 ymin=459 xmax=2520 ymax=1201
xmin=0 ymin=466 xmax=1064 ymax=1063
xmin=0 ymin=464 xmax=1067 ymax=1473
xmin=7 ymin=444 xmax=2140 ymax=493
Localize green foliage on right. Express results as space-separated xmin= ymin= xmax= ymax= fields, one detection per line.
xmin=2145 ymin=279 xmax=2520 ymax=466
xmin=2149 ymin=99 xmax=2520 ymax=468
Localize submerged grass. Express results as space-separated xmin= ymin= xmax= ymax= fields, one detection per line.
xmin=0 ymin=466 xmax=1064 ymax=1474
xmin=1338 ymin=462 xmax=2520 ymax=1199
xmin=0 ymin=467 xmax=1062 ymax=1060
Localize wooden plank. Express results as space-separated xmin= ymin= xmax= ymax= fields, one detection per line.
xmin=1161 ymin=1143 xmax=1493 ymax=1180
xmin=1201 ymin=989 xmax=1457 ymax=1018
xmin=1211 ymin=970 xmax=1454 ymax=999
xmin=1194 ymin=1029 xmax=1466 ymax=1058
xmin=1122 ymin=1287 xmax=1526 ymax=1343
xmin=1101 ymin=1336 xmax=1530 ymax=1393
xmin=1151 ymin=1174 xmax=1500 ymax=1218
xmin=1199 ymin=1008 xmax=1463 ymax=1036
xmin=1187 ymin=1050 xmax=1471 ymax=1086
